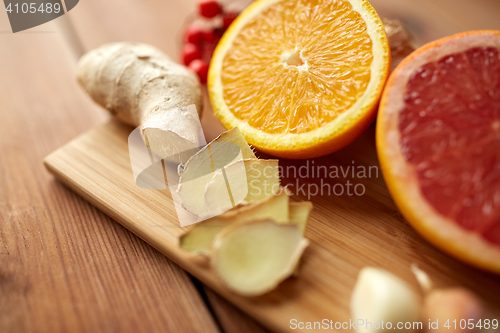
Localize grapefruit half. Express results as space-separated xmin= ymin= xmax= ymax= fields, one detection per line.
xmin=377 ymin=31 xmax=500 ymax=273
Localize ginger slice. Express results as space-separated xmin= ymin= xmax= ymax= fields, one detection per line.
xmin=205 ymin=159 xmax=280 ymax=215
xmin=212 ymin=219 xmax=309 ymax=296
xmin=179 ymin=218 xmax=226 ymax=263
xmin=179 ymin=191 xmax=290 ymax=257
xmin=289 ymin=202 xmax=313 ymax=235
xmin=178 ymin=128 xmax=256 ymax=217
xmin=289 ymin=201 xmax=313 ymax=275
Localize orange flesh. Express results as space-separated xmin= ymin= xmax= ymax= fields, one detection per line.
xmin=221 ymin=0 xmax=373 ymax=134
xmin=399 ymin=47 xmax=500 ymax=245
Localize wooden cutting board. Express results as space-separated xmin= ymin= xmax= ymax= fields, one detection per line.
xmin=44 ymin=118 xmax=500 ymax=332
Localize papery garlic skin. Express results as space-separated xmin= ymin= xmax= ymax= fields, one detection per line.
xmin=351 ymin=267 xmax=421 ymax=333
xmin=411 ymin=264 xmax=433 ymax=293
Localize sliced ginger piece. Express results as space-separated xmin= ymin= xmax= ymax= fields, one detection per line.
xmin=179 ymin=218 xmax=226 ymax=262
xmin=289 ymin=202 xmax=313 ymax=235
xmin=205 ymin=159 xmax=280 ymax=215
xmin=178 ymin=128 xmax=256 ymax=217
xmin=289 ymin=201 xmax=313 ymax=276
xmin=179 ymin=127 xmax=256 ymax=174
xmin=180 ymin=190 xmax=290 ymax=257
xmin=223 ymin=189 xmax=289 ymax=222
xmin=212 ymin=219 xmax=308 ymax=296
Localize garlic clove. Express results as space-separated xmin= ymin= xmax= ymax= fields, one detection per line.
xmin=351 ymin=267 xmax=421 ymax=333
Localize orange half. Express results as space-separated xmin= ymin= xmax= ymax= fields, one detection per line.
xmin=209 ymin=0 xmax=390 ymax=158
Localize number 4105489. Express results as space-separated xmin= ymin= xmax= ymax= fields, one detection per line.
xmin=5 ymin=2 xmax=61 ymax=14
xmin=444 ymin=319 xmax=498 ymax=330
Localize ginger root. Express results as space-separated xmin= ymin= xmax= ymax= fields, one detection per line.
xmin=382 ymin=18 xmax=417 ymax=70
xmin=76 ymin=42 xmax=203 ymax=163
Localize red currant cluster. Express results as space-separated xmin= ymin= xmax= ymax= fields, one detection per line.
xmin=182 ymin=0 xmax=239 ymax=84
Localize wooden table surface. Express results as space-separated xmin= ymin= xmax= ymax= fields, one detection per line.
xmin=1 ymin=1 xmax=500 ymax=332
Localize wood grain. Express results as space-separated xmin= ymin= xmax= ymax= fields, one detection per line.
xmin=204 ymin=289 xmax=270 ymax=333
xmin=44 ymin=119 xmax=500 ymax=333
xmin=0 ymin=13 xmax=219 ymax=333
xmin=369 ymin=0 xmax=500 ymax=46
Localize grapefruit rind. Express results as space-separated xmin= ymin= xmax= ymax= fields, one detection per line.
xmin=377 ymin=30 xmax=500 ymax=274
xmin=209 ymin=0 xmax=390 ymax=159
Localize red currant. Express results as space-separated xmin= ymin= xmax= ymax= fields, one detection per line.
xmin=198 ymin=0 xmax=222 ymax=19
xmin=202 ymin=30 xmax=217 ymax=44
xmin=182 ymin=43 xmax=203 ymax=66
xmin=222 ymin=12 xmax=238 ymax=29
xmin=203 ymin=43 xmax=217 ymax=61
xmin=189 ymin=59 xmax=210 ymax=84
xmin=203 ymin=27 xmax=224 ymax=44
xmin=184 ymin=24 xmax=205 ymax=46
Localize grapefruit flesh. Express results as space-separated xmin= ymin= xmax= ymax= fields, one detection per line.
xmin=399 ymin=46 xmax=500 ymax=245
xmin=377 ymin=31 xmax=500 ymax=273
